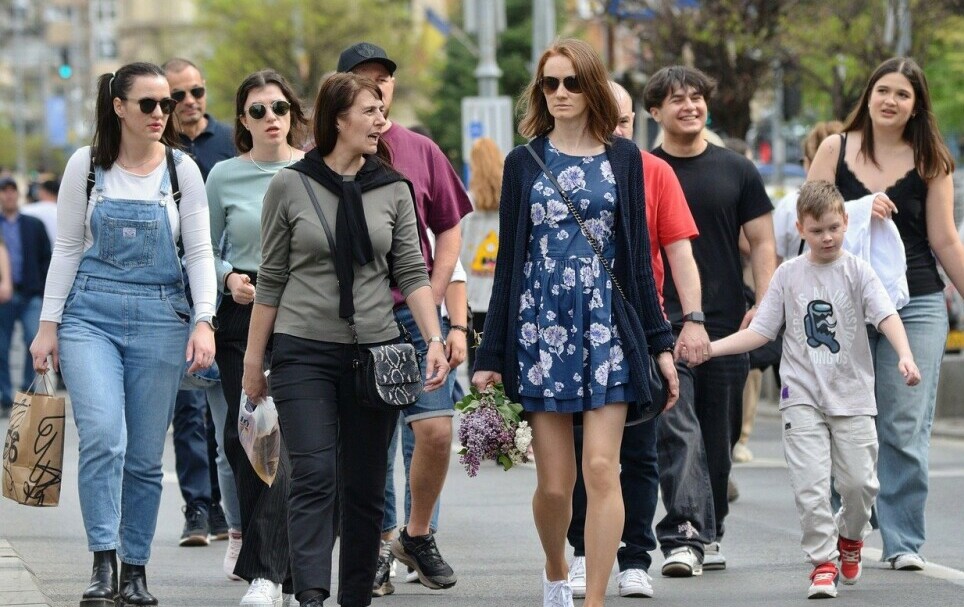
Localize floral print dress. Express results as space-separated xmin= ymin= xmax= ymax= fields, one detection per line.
xmin=517 ymin=141 xmax=633 ymax=413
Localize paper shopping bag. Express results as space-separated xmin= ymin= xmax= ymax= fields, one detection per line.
xmin=2 ymin=374 xmax=66 ymax=506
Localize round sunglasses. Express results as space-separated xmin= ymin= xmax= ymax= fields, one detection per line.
xmin=171 ymin=86 xmax=206 ymax=103
xmin=122 ymin=97 xmax=178 ymax=115
xmin=539 ymin=75 xmax=582 ymax=95
xmin=245 ymin=100 xmax=291 ymax=120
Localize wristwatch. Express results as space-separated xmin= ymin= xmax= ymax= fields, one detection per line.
xmin=428 ymin=335 xmax=447 ymax=348
xmin=682 ymin=311 xmax=706 ymax=324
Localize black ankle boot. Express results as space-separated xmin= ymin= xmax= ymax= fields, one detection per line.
xmin=118 ymin=563 xmax=158 ymax=606
xmin=80 ymin=550 xmax=117 ymax=607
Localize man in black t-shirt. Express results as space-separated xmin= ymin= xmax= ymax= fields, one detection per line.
xmin=643 ymin=66 xmax=776 ymax=577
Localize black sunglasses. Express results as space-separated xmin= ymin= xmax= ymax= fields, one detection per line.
xmin=246 ymin=100 xmax=291 ymax=120
xmin=123 ymin=97 xmax=178 ymax=115
xmin=171 ymin=87 xmax=206 ymax=102
xmin=539 ymin=75 xmax=582 ymax=95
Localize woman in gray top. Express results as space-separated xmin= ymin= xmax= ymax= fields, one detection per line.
xmin=241 ymin=73 xmax=449 ymax=607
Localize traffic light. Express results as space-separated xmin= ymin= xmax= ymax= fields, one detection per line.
xmin=58 ymin=48 xmax=72 ymax=80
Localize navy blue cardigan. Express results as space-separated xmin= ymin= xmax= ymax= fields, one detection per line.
xmin=474 ymin=135 xmax=674 ymax=417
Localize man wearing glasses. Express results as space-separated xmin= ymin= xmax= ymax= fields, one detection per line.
xmin=162 ymin=58 xmax=235 ymax=180
xmin=162 ymin=57 xmax=236 ymax=550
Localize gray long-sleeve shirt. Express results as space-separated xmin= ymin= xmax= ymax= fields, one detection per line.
xmin=256 ymin=168 xmax=429 ymax=344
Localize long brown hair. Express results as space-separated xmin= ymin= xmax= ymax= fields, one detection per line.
xmin=801 ymin=120 xmax=844 ymax=166
xmin=843 ymin=57 xmax=954 ymax=180
xmin=518 ymin=39 xmax=617 ymax=144
xmin=91 ymin=62 xmax=179 ymax=169
xmin=234 ymin=69 xmax=307 ymax=153
xmin=312 ymin=73 xmax=392 ymax=165
xmin=469 ymin=137 xmax=503 ymax=212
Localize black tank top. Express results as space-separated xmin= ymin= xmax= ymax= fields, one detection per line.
xmin=835 ymin=133 xmax=944 ymax=297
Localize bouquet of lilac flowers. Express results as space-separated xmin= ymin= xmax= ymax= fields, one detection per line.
xmin=455 ymin=383 xmax=532 ymax=477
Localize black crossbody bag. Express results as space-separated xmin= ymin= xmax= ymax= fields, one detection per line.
xmin=524 ymin=143 xmax=668 ymax=412
xmin=298 ymin=173 xmax=422 ymax=411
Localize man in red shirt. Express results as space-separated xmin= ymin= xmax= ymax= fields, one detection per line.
xmin=566 ymin=82 xmax=707 ymax=599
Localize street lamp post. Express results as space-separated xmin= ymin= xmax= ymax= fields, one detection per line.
xmin=12 ymin=0 xmax=29 ymax=179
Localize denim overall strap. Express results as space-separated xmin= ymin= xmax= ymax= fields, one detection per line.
xmin=77 ymin=155 xmax=184 ymax=289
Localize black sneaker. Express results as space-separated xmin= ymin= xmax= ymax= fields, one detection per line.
xmin=208 ymin=502 xmax=229 ymax=541
xmin=390 ymin=527 xmax=456 ymax=589
xmin=179 ymin=503 xmax=209 ymax=547
xmin=371 ymin=540 xmax=395 ymax=597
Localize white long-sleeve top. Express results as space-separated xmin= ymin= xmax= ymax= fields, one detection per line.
xmin=40 ymin=146 xmax=217 ymax=323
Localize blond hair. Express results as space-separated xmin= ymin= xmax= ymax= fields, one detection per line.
xmin=797 ymin=180 xmax=846 ymax=222
xmin=469 ymin=137 xmax=503 ymax=212
xmin=801 ymin=121 xmax=843 ymax=165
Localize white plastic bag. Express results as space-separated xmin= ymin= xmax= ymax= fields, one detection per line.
xmin=238 ymin=394 xmax=280 ymax=486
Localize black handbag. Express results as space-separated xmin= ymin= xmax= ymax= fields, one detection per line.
xmin=298 ymin=172 xmax=423 ymax=411
xmin=524 ymin=143 xmax=669 ymax=415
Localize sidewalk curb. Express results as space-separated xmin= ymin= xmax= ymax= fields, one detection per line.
xmin=0 ymin=539 xmax=52 ymax=607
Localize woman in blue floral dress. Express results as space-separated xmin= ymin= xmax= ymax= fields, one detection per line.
xmin=473 ymin=39 xmax=678 ymax=607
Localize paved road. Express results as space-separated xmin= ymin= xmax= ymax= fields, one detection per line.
xmin=2 ymin=400 xmax=963 ymax=606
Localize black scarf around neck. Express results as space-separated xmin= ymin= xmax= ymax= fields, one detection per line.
xmin=288 ymin=148 xmax=408 ymax=319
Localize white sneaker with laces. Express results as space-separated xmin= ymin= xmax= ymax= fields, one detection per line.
xmin=661 ymin=547 xmax=703 ymax=577
xmin=892 ymin=554 xmax=925 ymax=571
xmin=568 ymin=556 xmax=586 ymax=598
xmin=703 ymin=542 xmax=726 ymax=570
xmin=240 ymin=578 xmax=282 ymax=607
xmin=617 ymin=568 xmax=654 ymax=598
xmin=543 ymin=571 xmax=574 ymax=607
xmin=224 ymin=529 xmax=243 ymax=581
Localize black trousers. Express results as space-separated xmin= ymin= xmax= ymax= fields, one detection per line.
xmin=215 ymin=290 xmax=292 ymax=590
xmin=271 ymin=333 xmax=398 ymax=607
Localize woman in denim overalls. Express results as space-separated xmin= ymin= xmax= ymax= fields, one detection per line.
xmin=31 ymin=62 xmax=217 ymax=607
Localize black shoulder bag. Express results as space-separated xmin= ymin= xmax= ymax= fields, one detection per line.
xmin=524 ymin=143 xmax=669 ymax=411
xmin=298 ymin=172 xmax=423 ymax=411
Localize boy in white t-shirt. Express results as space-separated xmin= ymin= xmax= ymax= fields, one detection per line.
xmin=704 ymin=181 xmax=921 ymax=599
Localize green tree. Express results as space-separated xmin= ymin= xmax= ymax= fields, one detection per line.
xmin=927 ymin=17 xmax=964 ymax=134
xmin=783 ymin=0 xmax=960 ymax=122
xmin=197 ymin=0 xmax=413 ymax=122
xmin=418 ymin=0 xmax=565 ymax=168
xmin=622 ymin=0 xmax=793 ymax=138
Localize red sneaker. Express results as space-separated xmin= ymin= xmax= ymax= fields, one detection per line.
xmin=838 ymin=536 xmax=863 ymax=584
xmin=808 ymin=562 xmax=839 ymax=599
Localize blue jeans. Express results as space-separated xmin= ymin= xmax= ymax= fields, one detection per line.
xmin=0 ymin=292 xmax=42 ymax=405
xmin=868 ymin=292 xmax=947 ymax=560
xmin=59 ymin=280 xmax=189 ymax=564
xmin=205 ymin=378 xmax=242 ymax=530
xmin=173 ymin=389 xmax=212 ymax=511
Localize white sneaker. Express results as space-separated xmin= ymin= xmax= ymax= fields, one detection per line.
xmin=567 ymin=556 xmax=586 ymax=598
xmin=543 ymin=571 xmax=574 ymax=607
xmin=405 ymin=566 xmax=419 ymax=583
xmin=892 ymin=553 xmax=925 ymax=571
xmin=390 ymin=558 xmax=397 ymax=578
xmin=241 ymin=578 xmax=282 ymax=607
xmin=617 ymin=568 xmax=654 ymax=598
xmin=732 ymin=442 xmax=753 ymax=463
xmin=224 ymin=529 xmax=243 ymax=581
xmin=703 ymin=542 xmax=726 ymax=570
xmin=661 ymin=547 xmax=703 ymax=577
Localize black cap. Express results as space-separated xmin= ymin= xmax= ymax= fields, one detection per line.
xmin=337 ymin=42 xmax=397 ymax=75
xmin=0 ymin=176 xmax=17 ymax=190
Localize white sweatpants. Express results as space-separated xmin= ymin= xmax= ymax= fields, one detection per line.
xmin=781 ymin=404 xmax=879 ymax=565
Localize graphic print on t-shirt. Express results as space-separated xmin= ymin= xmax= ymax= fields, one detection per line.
xmin=792 ymin=285 xmax=859 ymax=367
xmin=804 ymin=299 xmax=840 ymax=354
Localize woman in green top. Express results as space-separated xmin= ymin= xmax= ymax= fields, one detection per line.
xmin=205 ymin=69 xmax=306 ymax=606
